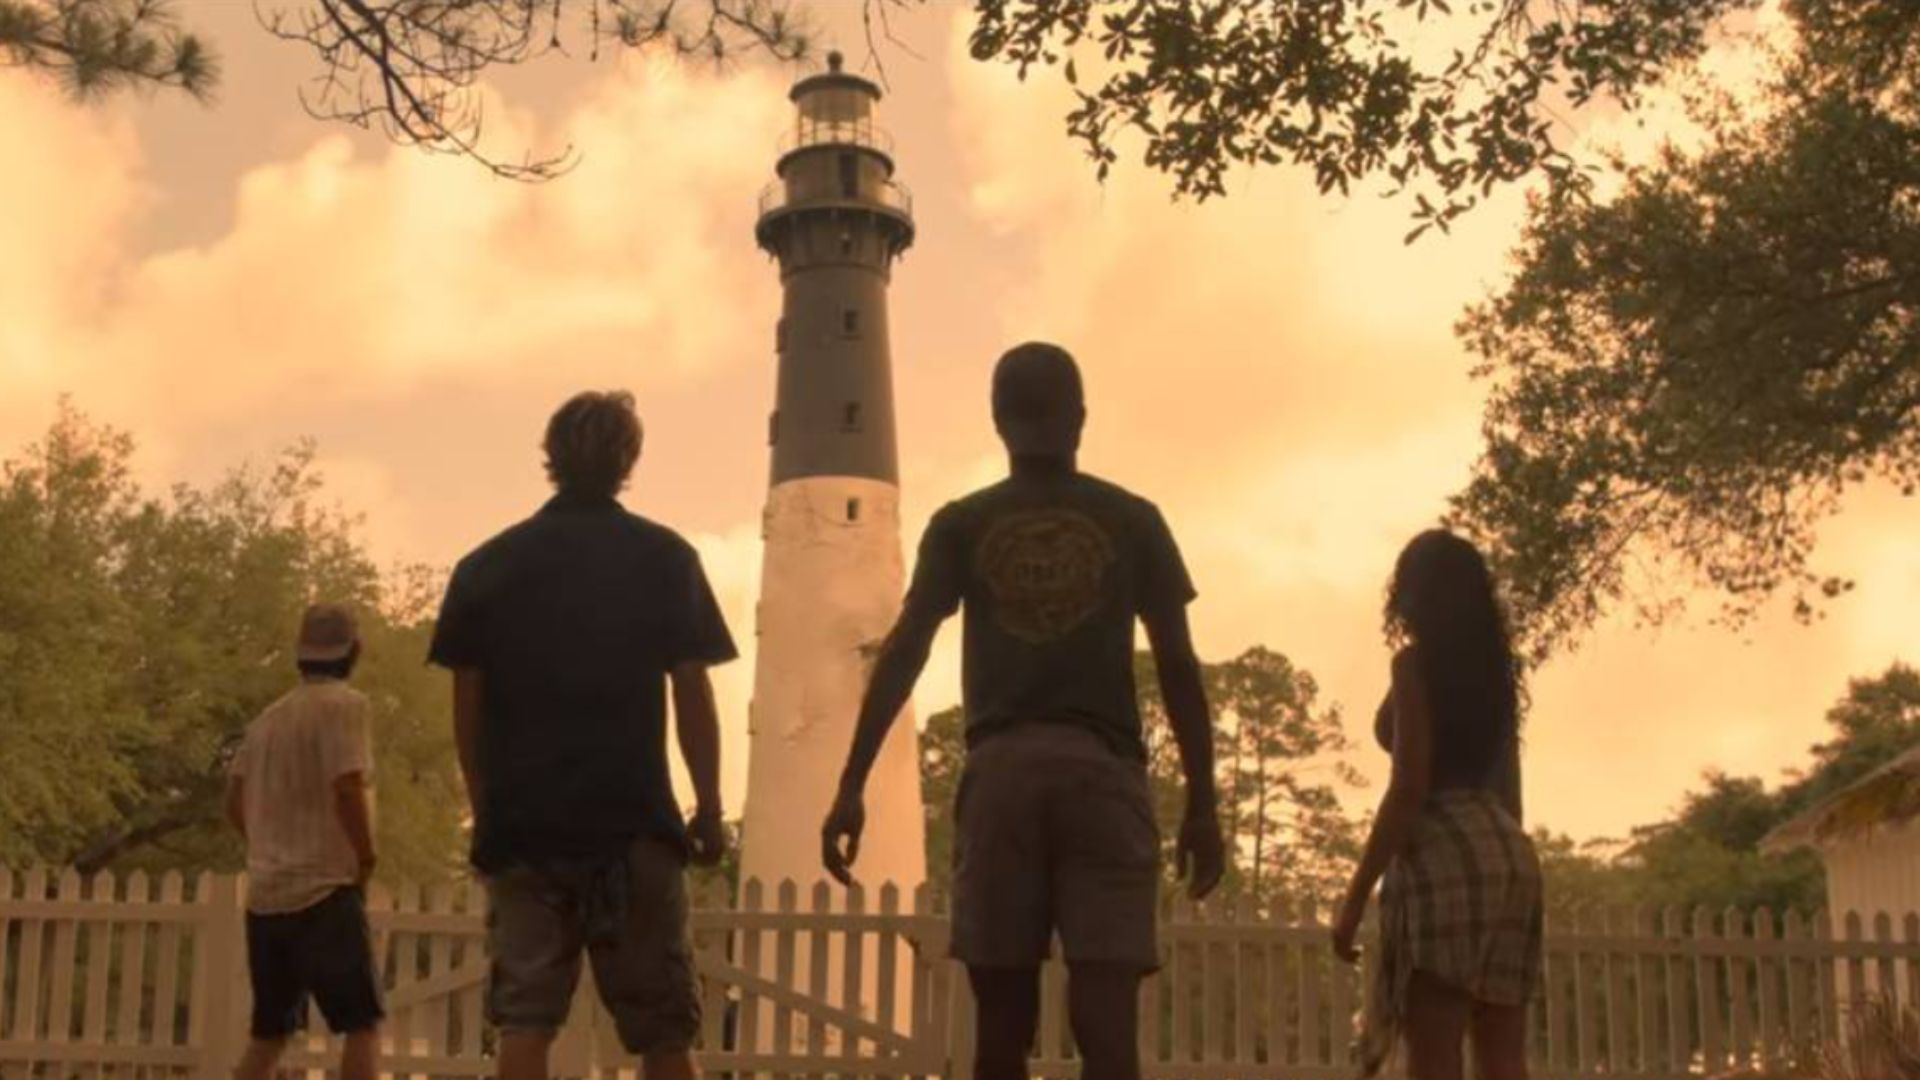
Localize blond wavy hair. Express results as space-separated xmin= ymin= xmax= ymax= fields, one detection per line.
xmin=543 ymin=391 xmax=644 ymax=496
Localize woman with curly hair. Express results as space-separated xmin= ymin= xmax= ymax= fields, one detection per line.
xmin=1332 ymin=529 xmax=1543 ymax=1080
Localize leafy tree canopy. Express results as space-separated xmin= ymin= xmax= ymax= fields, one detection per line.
xmin=0 ymin=404 xmax=466 ymax=881
xmin=3 ymin=0 xmax=1768 ymax=227
xmin=1548 ymin=663 xmax=1920 ymax=915
xmin=1450 ymin=0 xmax=1919 ymax=658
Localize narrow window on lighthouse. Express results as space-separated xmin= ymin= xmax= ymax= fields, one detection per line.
xmin=843 ymin=402 xmax=862 ymax=431
xmin=842 ymin=308 xmax=860 ymax=336
xmin=838 ymin=152 xmax=858 ymax=197
xmin=846 ymin=498 xmax=862 ymax=522
xmin=775 ymin=318 xmax=787 ymax=352
xmin=768 ymin=410 xmax=780 ymax=445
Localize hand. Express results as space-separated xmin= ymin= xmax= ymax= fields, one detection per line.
xmin=1331 ymin=891 xmax=1366 ymax=964
xmin=820 ymin=786 xmax=866 ymax=887
xmin=687 ymin=806 xmax=727 ymax=868
xmin=1175 ymin=800 xmax=1225 ymax=900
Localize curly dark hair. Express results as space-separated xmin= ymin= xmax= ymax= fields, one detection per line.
xmin=543 ymin=391 xmax=643 ymax=497
xmin=1384 ymin=529 xmax=1520 ymax=785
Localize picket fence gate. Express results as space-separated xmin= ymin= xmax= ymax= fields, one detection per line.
xmin=2 ymin=867 xmax=1918 ymax=1079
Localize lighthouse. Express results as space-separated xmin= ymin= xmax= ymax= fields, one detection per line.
xmin=740 ymin=53 xmax=926 ymax=909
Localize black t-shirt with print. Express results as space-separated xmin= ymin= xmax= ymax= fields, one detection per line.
xmin=427 ymin=492 xmax=737 ymax=872
xmin=904 ymin=471 xmax=1196 ymax=761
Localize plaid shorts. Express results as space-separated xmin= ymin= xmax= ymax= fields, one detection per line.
xmin=1359 ymin=788 xmax=1543 ymax=1076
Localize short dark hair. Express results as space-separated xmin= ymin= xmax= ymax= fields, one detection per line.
xmin=992 ymin=342 xmax=1085 ymax=455
xmin=544 ymin=391 xmax=644 ymax=496
xmin=297 ymin=643 xmax=361 ymax=680
xmin=992 ymin=342 xmax=1084 ymax=419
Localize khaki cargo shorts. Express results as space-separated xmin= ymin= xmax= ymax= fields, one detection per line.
xmin=484 ymin=836 xmax=699 ymax=1054
xmin=951 ymin=723 xmax=1161 ymax=971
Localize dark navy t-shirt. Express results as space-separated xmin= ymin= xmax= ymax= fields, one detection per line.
xmin=903 ymin=471 xmax=1195 ymax=761
xmin=427 ymin=492 xmax=737 ymax=872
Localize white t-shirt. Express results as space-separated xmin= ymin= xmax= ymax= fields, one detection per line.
xmin=230 ymin=679 xmax=374 ymax=914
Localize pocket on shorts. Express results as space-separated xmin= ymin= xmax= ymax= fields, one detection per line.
xmin=1109 ymin=765 xmax=1161 ymax=854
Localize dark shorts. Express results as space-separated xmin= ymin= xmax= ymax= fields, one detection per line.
xmin=952 ymin=723 xmax=1161 ymax=971
xmin=485 ymin=836 xmax=699 ymax=1055
xmin=246 ymin=886 xmax=384 ymax=1039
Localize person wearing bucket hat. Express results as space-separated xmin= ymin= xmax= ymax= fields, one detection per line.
xmin=226 ymin=602 xmax=383 ymax=1080
xmin=822 ymin=342 xmax=1225 ymax=1080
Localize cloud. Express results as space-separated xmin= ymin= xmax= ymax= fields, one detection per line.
xmin=0 ymin=59 xmax=783 ymax=442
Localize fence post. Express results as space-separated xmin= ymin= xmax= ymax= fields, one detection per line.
xmin=196 ymin=873 xmax=247 ymax=1080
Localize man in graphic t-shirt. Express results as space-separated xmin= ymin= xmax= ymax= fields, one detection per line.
xmin=821 ymin=343 xmax=1225 ymax=1080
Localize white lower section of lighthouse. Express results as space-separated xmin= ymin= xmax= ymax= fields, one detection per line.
xmin=740 ymin=475 xmax=927 ymax=895
xmin=739 ymin=476 xmax=926 ymax=1050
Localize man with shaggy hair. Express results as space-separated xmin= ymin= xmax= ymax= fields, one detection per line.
xmin=431 ymin=391 xmax=736 ymax=1080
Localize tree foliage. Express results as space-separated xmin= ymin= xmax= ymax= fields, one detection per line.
xmin=1449 ymin=1 xmax=1920 ymax=659
xmin=920 ymin=645 xmax=1364 ymax=909
xmin=1549 ymin=663 xmax=1920 ymax=915
xmin=0 ymin=404 xmax=466 ymax=881
xmin=0 ymin=0 xmax=812 ymax=179
xmin=4 ymin=0 xmax=1770 ymax=228
xmin=0 ymin=0 xmax=213 ymax=99
xmin=966 ymin=0 xmax=1756 ymax=233
xmin=254 ymin=0 xmax=813 ymax=180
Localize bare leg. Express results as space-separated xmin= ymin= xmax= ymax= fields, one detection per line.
xmin=1066 ymin=964 xmax=1144 ymax=1080
xmin=339 ymin=1028 xmax=380 ymax=1080
xmin=1403 ymin=971 xmax=1472 ymax=1080
xmin=498 ymin=1030 xmax=555 ymax=1080
xmin=640 ymin=1050 xmax=700 ymax=1080
xmin=234 ymin=1037 xmax=288 ymax=1080
xmin=1469 ymin=1002 xmax=1530 ymax=1080
xmin=968 ymin=966 xmax=1040 ymax=1080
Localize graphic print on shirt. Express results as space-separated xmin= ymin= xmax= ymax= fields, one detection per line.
xmin=974 ymin=508 xmax=1117 ymax=643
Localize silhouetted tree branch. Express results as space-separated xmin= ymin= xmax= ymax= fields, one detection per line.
xmin=0 ymin=0 xmax=214 ymax=98
xmin=6 ymin=0 xmax=1774 ymax=214
xmin=255 ymin=0 xmax=816 ymax=181
xmin=1447 ymin=0 xmax=1920 ymax=660
xmin=962 ymin=0 xmax=1760 ymax=235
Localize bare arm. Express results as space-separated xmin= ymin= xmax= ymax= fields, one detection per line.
xmin=332 ymin=771 xmax=377 ymax=884
xmin=225 ymin=776 xmax=247 ymax=840
xmin=1142 ymin=604 xmax=1217 ymax=816
xmin=452 ymin=668 xmax=484 ymax=822
xmin=671 ymin=661 xmax=723 ymax=816
xmin=822 ymin=605 xmax=945 ymax=885
xmin=1142 ymin=602 xmax=1225 ymax=898
xmin=1335 ymin=650 xmax=1434 ymax=957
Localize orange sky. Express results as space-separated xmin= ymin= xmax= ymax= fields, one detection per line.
xmin=1 ymin=3 xmax=1912 ymax=844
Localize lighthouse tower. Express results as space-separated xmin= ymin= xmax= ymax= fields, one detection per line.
xmin=740 ymin=54 xmax=925 ymax=905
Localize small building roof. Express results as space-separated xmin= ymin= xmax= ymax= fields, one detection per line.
xmin=1761 ymin=745 xmax=1920 ymax=855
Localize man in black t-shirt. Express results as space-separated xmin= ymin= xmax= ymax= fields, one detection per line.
xmin=429 ymin=391 xmax=736 ymax=1080
xmin=822 ymin=344 xmax=1225 ymax=1080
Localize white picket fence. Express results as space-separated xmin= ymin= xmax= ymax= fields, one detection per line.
xmin=1 ymin=867 xmax=1918 ymax=1079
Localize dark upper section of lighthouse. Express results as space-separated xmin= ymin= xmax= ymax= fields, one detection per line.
xmin=758 ymin=51 xmax=913 ymax=488
xmin=755 ymin=50 xmax=915 ymax=267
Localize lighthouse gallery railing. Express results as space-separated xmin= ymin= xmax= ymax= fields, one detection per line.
xmin=757 ymin=177 xmax=914 ymax=220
